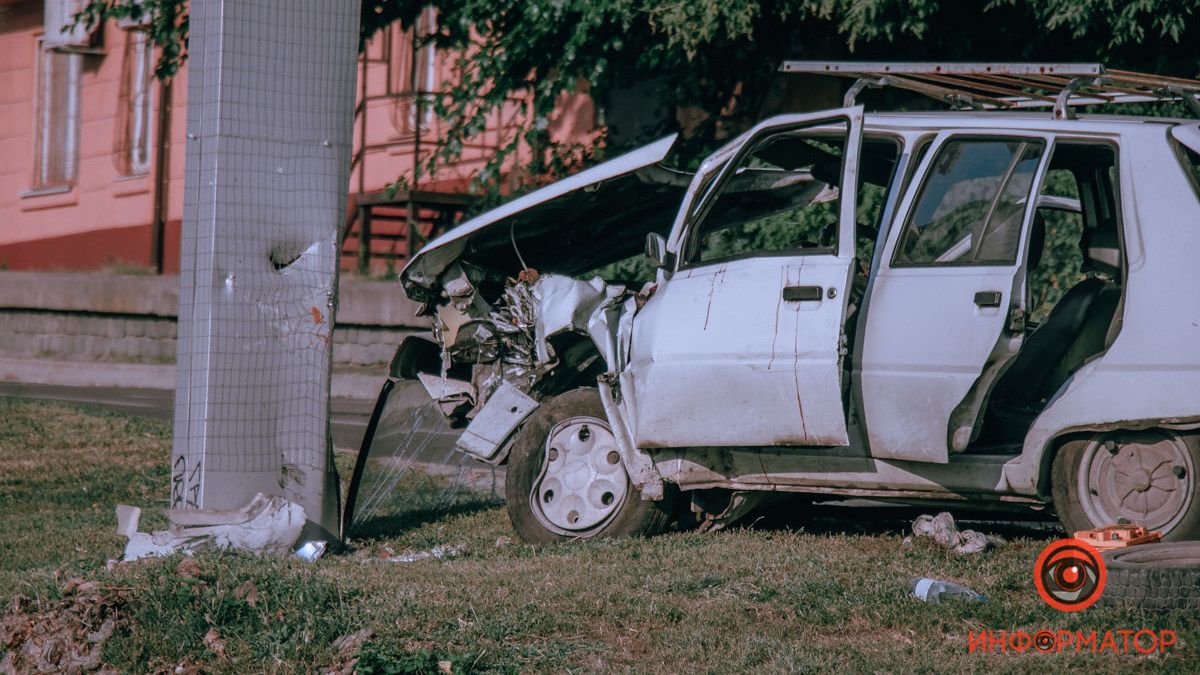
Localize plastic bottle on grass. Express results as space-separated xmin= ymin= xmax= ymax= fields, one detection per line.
xmin=909 ymin=576 xmax=985 ymax=603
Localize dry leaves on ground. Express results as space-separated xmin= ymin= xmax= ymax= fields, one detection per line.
xmin=0 ymin=578 xmax=129 ymax=673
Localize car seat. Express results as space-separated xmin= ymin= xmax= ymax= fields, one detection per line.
xmin=984 ymin=216 xmax=1122 ymax=443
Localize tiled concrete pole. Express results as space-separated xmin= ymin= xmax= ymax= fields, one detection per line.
xmin=172 ymin=0 xmax=360 ymax=541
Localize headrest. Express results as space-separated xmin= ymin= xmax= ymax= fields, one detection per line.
xmin=1081 ymin=227 xmax=1121 ymax=280
xmin=1027 ymin=211 xmax=1046 ymax=271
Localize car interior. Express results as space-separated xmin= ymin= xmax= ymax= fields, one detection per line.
xmin=843 ymin=137 xmax=902 ymax=352
xmin=976 ymin=143 xmax=1125 ymax=449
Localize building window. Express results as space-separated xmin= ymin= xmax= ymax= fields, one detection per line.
xmin=388 ymin=6 xmax=438 ymax=133
xmin=32 ymin=40 xmax=82 ymax=190
xmin=115 ymin=30 xmax=154 ymax=176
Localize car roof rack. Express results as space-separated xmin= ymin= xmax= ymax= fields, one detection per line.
xmin=778 ymin=61 xmax=1200 ymax=119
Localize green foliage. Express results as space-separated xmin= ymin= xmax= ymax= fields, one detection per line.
xmin=0 ymin=399 xmax=171 ymax=587
xmin=74 ymin=0 xmax=187 ymax=79
xmin=354 ymin=647 xmax=444 ymax=675
xmin=77 ymin=0 xmax=1200 ymax=192
xmin=589 ymin=252 xmax=657 ymax=285
xmin=355 ymin=645 xmax=500 ymax=674
xmin=1029 ymin=171 xmax=1086 ymax=322
xmin=106 ymin=556 xmax=361 ymax=667
xmin=73 ymin=1 xmax=1200 ymax=285
xmin=989 ymin=0 xmax=1196 ymax=48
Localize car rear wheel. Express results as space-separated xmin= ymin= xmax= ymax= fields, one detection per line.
xmin=505 ymin=388 xmax=674 ymax=544
xmin=1052 ymin=430 xmax=1200 ymax=541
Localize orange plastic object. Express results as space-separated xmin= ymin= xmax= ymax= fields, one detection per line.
xmin=1073 ymin=524 xmax=1162 ymax=550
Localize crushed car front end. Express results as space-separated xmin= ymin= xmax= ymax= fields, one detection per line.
xmin=369 ymin=135 xmax=688 ymax=469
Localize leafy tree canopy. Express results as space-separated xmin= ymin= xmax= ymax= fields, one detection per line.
xmin=79 ymin=0 xmax=1200 ymax=189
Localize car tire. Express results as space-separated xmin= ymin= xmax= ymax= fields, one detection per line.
xmin=1099 ymin=542 xmax=1200 ymax=609
xmin=505 ymin=388 xmax=675 ymax=544
xmin=1052 ymin=430 xmax=1200 ymax=541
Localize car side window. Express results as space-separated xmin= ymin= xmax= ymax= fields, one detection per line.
xmin=684 ymin=121 xmax=848 ymax=265
xmin=893 ymin=138 xmax=1044 ymax=266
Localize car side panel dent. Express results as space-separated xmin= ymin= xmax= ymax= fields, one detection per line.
xmin=599 ymin=373 xmax=664 ymax=500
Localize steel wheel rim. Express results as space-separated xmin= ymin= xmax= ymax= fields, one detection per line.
xmin=530 ymin=415 xmax=629 ymax=535
xmin=1078 ymin=431 xmax=1195 ymax=534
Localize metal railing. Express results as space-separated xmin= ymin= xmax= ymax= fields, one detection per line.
xmin=343 ymin=37 xmax=526 ymax=272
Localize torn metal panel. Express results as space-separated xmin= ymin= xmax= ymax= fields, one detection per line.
xmin=417 ymin=372 xmax=474 ymax=400
xmin=390 ymin=136 xmax=700 ymax=481
xmin=456 ymin=381 xmax=539 ymax=461
xmin=529 ymin=275 xmax=630 ymax=366
xmin=423 ymin=270 xmax=640 ymax=423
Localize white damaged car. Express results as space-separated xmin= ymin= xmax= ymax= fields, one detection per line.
xmin=361 ymin=64 xmax=1200 ymax=543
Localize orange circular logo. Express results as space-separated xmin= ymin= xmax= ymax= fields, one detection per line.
xmin=1033 ymin=538 xmax=1107 ymax=612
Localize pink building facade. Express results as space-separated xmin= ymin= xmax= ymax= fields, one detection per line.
xmin=0 ymin=1 xmax=597 ymax=274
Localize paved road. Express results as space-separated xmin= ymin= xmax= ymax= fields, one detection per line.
xmin=0 ymin=381 xmax=380 ymax=450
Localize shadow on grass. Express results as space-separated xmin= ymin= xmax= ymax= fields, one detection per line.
xmin=740 ymin=495 xmax=1064 ymax=540
xmin=346 ymin=495 xmax=503 ymax=541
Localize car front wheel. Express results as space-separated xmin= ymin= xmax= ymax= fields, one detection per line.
xmin=505 ymin=388 xmax=674 ymax=543
xmin=1053 ymin=430 xmax=1200 ymax=541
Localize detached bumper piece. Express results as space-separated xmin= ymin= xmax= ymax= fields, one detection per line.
xmin=456 ymin=381 xmax=540 ymax=461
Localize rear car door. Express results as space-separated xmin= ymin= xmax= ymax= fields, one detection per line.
xmin=624 ymin=108 xmax=864 ymax=448
xmin=859 ymin=131 xmax=1052 ymax=462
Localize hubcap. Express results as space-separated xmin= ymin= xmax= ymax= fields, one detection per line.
xmin=530 ymin=416 xmax=629 ymax=534
xmin=1079 ymin=431 xmax=1195 ymax=533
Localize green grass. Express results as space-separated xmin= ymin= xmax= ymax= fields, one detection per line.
xmin=2 ymin=397 xmax=1198 ymax=673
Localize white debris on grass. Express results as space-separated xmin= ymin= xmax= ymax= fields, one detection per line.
xmin=116 ymin=493 xmax=306 ymax=561
xmin=904 ymin=511 xmax=1005 ymax=555
xmin=294 ymin=540 xmax=328 ymax=561
xmin=385 ymin=543 xmax=466 ymax=563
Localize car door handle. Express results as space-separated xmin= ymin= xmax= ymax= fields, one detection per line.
xmin=783 ymin=285 xmax=823 ymax=302
xmin=974 ymin=291 xmax=1003 ymax=308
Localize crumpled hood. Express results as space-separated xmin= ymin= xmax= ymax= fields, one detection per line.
xmin=401 ymin=134 xmax=687 ymax=298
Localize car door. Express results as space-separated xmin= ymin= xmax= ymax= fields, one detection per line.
xmin=623 ymin=108 xmax=864 ymax=448
xmin=859 ymin=131 xmax=1052 ymax=463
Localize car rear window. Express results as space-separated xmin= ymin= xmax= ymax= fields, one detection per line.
xmin=1170 ymin=125 xmax=1200 ymax=196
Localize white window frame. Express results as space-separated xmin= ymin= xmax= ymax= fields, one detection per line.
xmin=30 ymin=38 xmax=82 ymax=192
xmin=123 ymin=29 xmax=155 ymax=176
xmin=412 ymin=6 xmax=437 ymax=131
xmin=388 ymin=7 xmax=438 ymax=134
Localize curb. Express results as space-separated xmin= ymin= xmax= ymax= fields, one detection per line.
xmin=0 ymin=357 xmax=386 ymax=401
